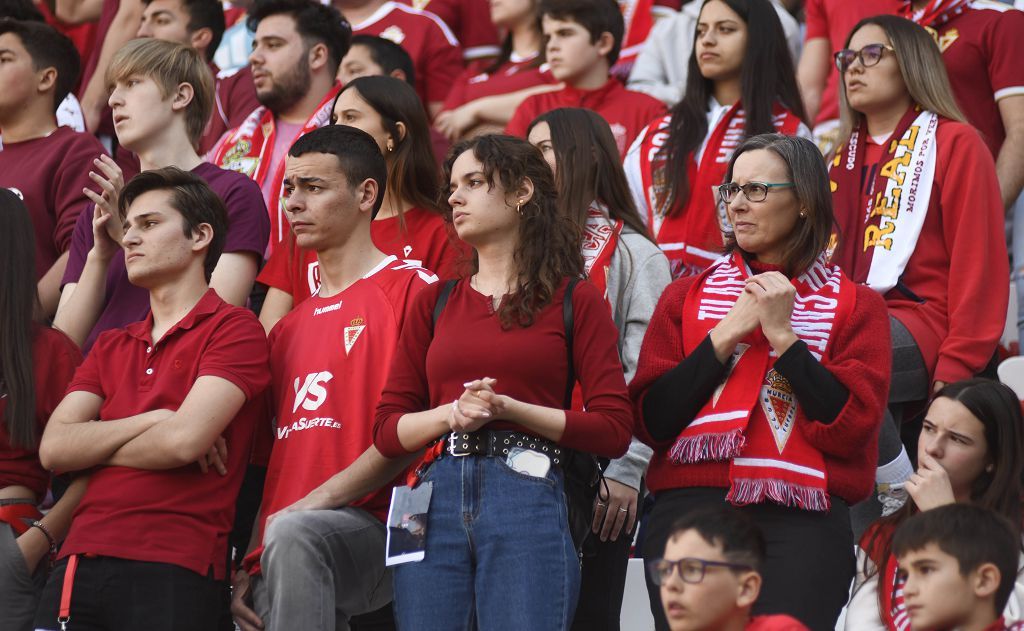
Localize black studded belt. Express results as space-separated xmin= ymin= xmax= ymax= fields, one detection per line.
xmin=444 ymin=430 xmax=564 ymax=466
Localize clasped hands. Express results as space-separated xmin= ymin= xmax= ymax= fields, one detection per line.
xmin=447 ymin=377 xmax=514 ymax=433
xmin=712 ymin=271 xmax=799 ymax=358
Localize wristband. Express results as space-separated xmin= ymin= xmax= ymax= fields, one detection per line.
xmin=30 ymin=520 xmax=58 ymax=567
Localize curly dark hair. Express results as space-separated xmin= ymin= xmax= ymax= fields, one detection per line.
xmin=442 ymin=134 xmax=583 ymax=328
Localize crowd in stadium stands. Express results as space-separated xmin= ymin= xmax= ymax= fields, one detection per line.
xmin=0 ymin=0 xmax=1022 ymax=629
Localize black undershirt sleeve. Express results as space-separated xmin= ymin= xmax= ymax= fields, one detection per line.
xmin=772 ymin=340 xmax=850 ymax=425
xmin=642 ymin=334 xmax=730 ymax=443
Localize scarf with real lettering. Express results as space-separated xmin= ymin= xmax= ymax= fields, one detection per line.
xmin=901 ymin=0 xmax=972 ymax=27
xmin=828 ymin=106 xmax=938 ymax=293
xmin=209 ymin=84 xmax=341 ymax=253
xmin=634 ymin=102 xmax=802 ymax=279
xmin=581 ymin=202 xmax=624 ymax=304
xmin=674 ymin=250 xmax=856 ymax=511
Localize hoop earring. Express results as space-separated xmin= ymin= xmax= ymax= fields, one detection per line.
xmin=516 ymin=201 xmax=523 ymax=215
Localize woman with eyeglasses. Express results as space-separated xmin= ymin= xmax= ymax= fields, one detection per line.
xmin=844 ymin=379 xmax=1024 ymax=630
xmin=623 ymin=0 xmax=809 ymax=280
xmin=630 ymin=133 xmax=891 ymax=630
xmin=830 ymin=16 xmax=1008 ymax=534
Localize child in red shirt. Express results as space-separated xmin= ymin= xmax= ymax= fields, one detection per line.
xmin=505 ymin=0 xmax=665 ymax=154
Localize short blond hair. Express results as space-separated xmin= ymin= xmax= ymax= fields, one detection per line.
xmin=107 ymin=38 xmax=214 ymax=150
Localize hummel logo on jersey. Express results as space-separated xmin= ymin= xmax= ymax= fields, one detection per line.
xmin=293 ymin=371 xmax=333 ymax=412
xmin=313 ymin=299 xmax=342 ymax=316
xmin=344 ymin=317 xmax=366 ymax=355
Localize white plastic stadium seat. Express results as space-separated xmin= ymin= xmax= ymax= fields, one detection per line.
xmin=998 ymin=356 xmax=1024 ymax=400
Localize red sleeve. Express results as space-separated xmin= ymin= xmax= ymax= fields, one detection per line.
xmin=66 ymin=331 xmax=116 ymax=397
xmin=36 ymin=328 xmax=83 ymax=423
xmin=628 ymin=277 xmax=695 ymax=448
xmin=505 ymin=95 xmax=539 ymax=137
xmin=803 ymin=0 xmax=828 ymax=41
xmin=986 ymin=8 xmax=1024 ymax=98
xmin=221 ymin=67 xmax=261 ymax=129
xmin=423 ymin=22 xmax=463 ymax=104
xmin=442 ymin=66 xmax=476 ymax=111
xmin=374 ymin=282 xmax=441 ymax=457
xmin=559 ymin=280 xmax=633 ymax=458
xmin=61 ymin=206 xmax=95 ymax=287
xmin=256 ymin=237 xmax=297 ymax=295
xmin=933 ymin=123 xmax=1009 ymax=383
xmin=53 ymin=135 xmax=105 ymax=255
xmin=196 ymin=309 xmax=271 ymax=400
xmin=799 ymin=286 xmax=890 ymax=459
xmin=455 ymin=0 xmax=499 ymax=56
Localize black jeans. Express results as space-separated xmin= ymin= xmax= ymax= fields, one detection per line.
xmin=642 ymin=487 xmax=854 ymax=631
xmin=571 ymin=521 xmax=635 ymax=631
xmin=34 ymin=556 xmax=222 ymax=631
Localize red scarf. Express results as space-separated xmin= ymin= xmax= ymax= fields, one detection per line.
xmin=675 ymin=251 xmax=856 ymax=511
xmin=209 ymin=84 xmax=341 ymax=252
xmin=581 ymin=202 xmax=623 ymax=304
xmin=901 ymin=0 xmax=971 ymax=27
xmin=636 ymin=103 xmax=801 ymax=279
xmin=828 ymin=107 xmax=938 ymax=293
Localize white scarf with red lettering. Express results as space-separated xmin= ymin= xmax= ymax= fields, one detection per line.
xmin=901 ymin=0 xmax=972 ymax=26
xmin=675 ymin=251 xmax=856 ymax=511
xmin=209 ymin=85 xmax=340 ymax=251
xmin=581 ymin=202 xmax=623 ymax=303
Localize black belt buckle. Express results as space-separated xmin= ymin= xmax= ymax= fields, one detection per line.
xmin=447 ymin=432 xmax=473 ymax=457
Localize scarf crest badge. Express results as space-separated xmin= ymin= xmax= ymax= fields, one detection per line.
xmin=761 ymin=370 xmax=796 ymax=454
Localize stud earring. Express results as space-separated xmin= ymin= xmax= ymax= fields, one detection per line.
xmin=386 ymin=140 xmax=395 ymax=153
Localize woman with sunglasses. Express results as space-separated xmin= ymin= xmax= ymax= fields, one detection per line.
xmin=631 ymin=133 xmax=891 ymax=630
xmin=830 ymin=16 xmax=1008 ymax=532
xmin=257 ymin=76 xmax=458 ymax=332
xmin=845 ymin=379 xmax=1024 ymax=630
xmin=623 ymin=0 xmax=809 ymax=280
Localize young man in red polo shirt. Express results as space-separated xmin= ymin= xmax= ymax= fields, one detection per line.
xmin=136 ymin=0 xmax=260 ymax=154
xmin=207 ymin=0 xmax=350 ymax=252
xmin=0 ymin=19 xmax=105 ymax=317
xmin=505 ymin=0 xmax=666 ymax=155
xmin=229 ymin=125 xmax=436 ymax=631
xmin=33 ymin=167 xmax=270 ymax=631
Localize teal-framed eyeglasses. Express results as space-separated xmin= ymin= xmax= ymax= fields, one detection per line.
xmin=717 ymin=181 xmax=795 ymax=204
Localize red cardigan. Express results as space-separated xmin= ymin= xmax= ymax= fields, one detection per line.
xmin=374 ymin=278 xmax=633 ymax=459
xmin=629 ymin=274 xmax=891 ymax=505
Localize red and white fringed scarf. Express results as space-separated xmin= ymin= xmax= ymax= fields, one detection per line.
xmin=209 ymin=85 xmax=341 ymax=252
xmin=674 ymin=250 xmax=857 ymax=511
xmin=828 ymin=107 xmax=938 ymax=293
xmin=901 ymin=0 xmax=972 ymax=27
xmin=581 ymin=202 xmax=623 ymax=304
xmin=633 ymin=102 xmax=802 ymax=279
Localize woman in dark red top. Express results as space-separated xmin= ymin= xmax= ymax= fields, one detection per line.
xmin=374 ymin=135 xmax=633 ymax=630
xmin=630 ymin=134 xmax=890 ymax=630
xmin=258 ymin=76 xmax=458 ymax=332
xmin=0 ymin=190 xmax=84 ymax=631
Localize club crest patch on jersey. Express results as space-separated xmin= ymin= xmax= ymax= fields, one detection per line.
xmin=760 ymin=369 xmax=797 ymax=454
xmin=344 ymin=317 xmax=366 ymax=355
xmin=380 ymin=26 xmax=406 ymax=45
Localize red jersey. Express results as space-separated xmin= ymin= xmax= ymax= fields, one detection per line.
xmin=249 ymin=256 xmax=437 ymax=568
xmin=924 ymin=2 xmax=1024 ymax=156
xmin=443 ymin=55 xmax=557 ymax=111
xmin=399 ymin=0 xmax=500 ymax=61
xmin=352 ymin=1 xmax=463 ymax=105
xmin=506 ymin=79 xmax=666 ymax=155
xmin=0 ymin=326 xmax=81 ymax=496
xmin=60 ymin=290 xmax=270 ymax=579
xmin=747 ymin=615 xmax=811 ymax=630
xmin=0 ymin=127 xmax=105 ymax=279
xmin=257 ymin=207 xmax=458 ymax=303
xmin=200 ymin=64 xmax=261 ymax=155
xmin=803 ymin=0 xmax=902 ymax=126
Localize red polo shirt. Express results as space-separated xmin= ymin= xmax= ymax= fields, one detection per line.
xmin=400 ymin=0 xmax=500 ymax=61
xmin=59 ymin=290 xmax=270 ymax=579
xmin=506 ymin=79 xmax=666 ymax=155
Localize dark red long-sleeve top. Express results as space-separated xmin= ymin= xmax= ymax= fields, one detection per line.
xmin=629 ymin=275 xmax=892 ymax=505
xmin=374 ymin=278 xmax=633 ymax=459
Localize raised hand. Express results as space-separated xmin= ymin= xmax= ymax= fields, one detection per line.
xmin=906 ymin=451 xmax=957 ymax=511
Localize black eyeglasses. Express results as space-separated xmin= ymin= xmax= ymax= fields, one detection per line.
xmin=646 ymin=557 xmax=753 ymax=586
xmin=717 ymin=181 xmax=795 ymax=204
xmin=834 ymin=43 xmax=895 ymax=72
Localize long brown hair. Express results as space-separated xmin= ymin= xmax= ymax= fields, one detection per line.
xmin=333 ymin=76 xmax=443 ymax=229
xmin=837 ymin=15 xmax=965 ymax=148
xmin=442 ymin=135 xmax=583 ymax=328
xmin=0 ymin=189 xmax=40 ymax=449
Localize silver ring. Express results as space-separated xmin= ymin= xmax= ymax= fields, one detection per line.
xmin=596 ymin=502 xmax=607 ymax=508
xmin=618 ymin=507 xmax=629 ymax=513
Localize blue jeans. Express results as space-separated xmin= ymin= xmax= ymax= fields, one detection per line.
xmin=393 ymin=454 xmax=581 ymax=630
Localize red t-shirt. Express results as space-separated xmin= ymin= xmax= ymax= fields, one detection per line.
xmin=0 ymin=326 xmax=81 ymax=497
xmin=929 ymin=2 xmax=1024 ymax=157
xmin=443 ymin=56 xmax=557 ymax=111
xmin=0 ymin=127 xmax=105 ymax=279
xmin=249 ymin=256 xmax=437 ymax=568
xmin=200 ymin=64 xmax=261 ymax=156
xmin=374 ymin=278 xmax=634 ymax=459
xmin=803 ymin=0 xmax=902 ymax=126
xmin=59 ymin=290 xmax=270 ymax=579
xmin=257 ymin=207 xmax=458 ymax=303
xmin=506 ymin=79 xmax=667 ymax=155
xmin=399 ymin=0 xmax=500 ymax=61
xmin=747 ymin=615 xmax=811 ymax=630
xmin=352 ymin=1 xmax=463 ymax=106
